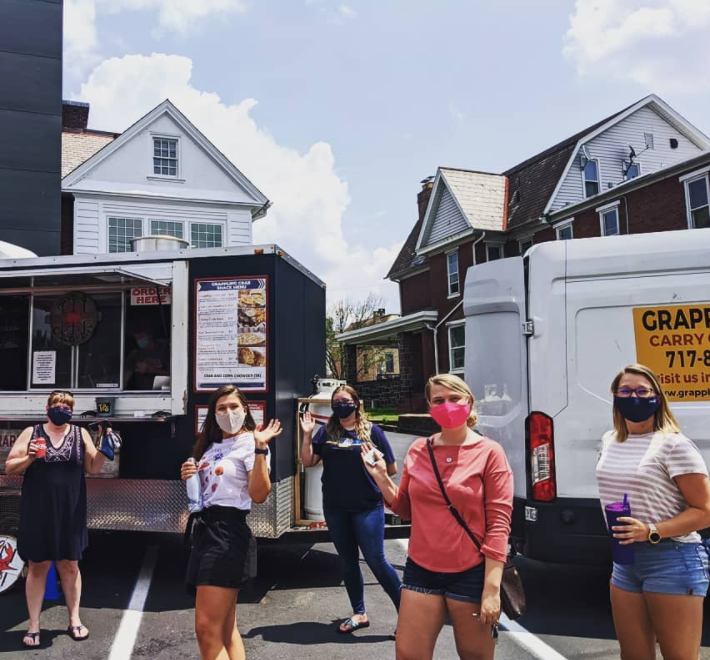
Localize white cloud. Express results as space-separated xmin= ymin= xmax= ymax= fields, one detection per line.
xmin=63 ymin=0 xmax=100 ymax=77
xmin=448 ymin=102 xmax=465 ymax=122
xmin=74 ymin=54 xmax=400 ymax=309
xmin=564 ymin=0 xmax=710 ymax=92
xmin=338 ymin=4 xmax=357 ymax=20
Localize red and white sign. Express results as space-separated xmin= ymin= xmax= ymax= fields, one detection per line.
xmin=0 ymin=430 xmax=21 ymax=475
xmin=0 ymin=535 xmax=23 ymax=594
xmin=130 ymin=286 xmax=171 ymax=306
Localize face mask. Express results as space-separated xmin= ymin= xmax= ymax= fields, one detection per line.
xmin=48 ymin=406 xmax=73 ymax=426
xmin=614 ymin=396 xmax=660 ymax=424
xmin=430 ymin=401 xmax=471 ymax=429
xmin=332 ymin=401 xmax=357 ymax=419
xmin=137 ymin=337 xmax=150 ymax=349
xmin=216 ymin=410 xmax=246 ymax=435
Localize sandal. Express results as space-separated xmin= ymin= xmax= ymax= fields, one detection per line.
xmin=22 ymin=631 xmax=40 ymax=648
xmin=67 ymin=625 xmax=90 ymax=641
xmin=337 ymin=617 xmax=370 ymax=634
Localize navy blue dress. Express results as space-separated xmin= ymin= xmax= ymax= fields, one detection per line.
xmin=18 ymin=424 xmax=88 ymax=562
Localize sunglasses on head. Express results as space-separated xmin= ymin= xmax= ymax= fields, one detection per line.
xmin=49 ymin=390 xmax=74 ymax=398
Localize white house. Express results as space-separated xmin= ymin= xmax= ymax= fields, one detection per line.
xmin=61 ymin=99 xmax=269 ymax=255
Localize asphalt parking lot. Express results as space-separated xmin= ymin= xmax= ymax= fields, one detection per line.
xmin=3 ymin=432 xmax=710 ymax=660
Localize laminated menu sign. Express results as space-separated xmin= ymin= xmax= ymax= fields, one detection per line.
xmin=195 ymin=277 xmax=268 ymax=391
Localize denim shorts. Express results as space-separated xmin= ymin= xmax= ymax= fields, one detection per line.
xmin=612 ymin=540 xmax=710 ymax=597
xmin=402 ymin=557 xmax=485 ymax=603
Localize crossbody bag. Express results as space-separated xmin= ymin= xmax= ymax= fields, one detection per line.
xmin=426 ymin=438 xmax=526 ymax=620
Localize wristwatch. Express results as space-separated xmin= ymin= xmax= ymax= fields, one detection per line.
xmin=648 ymin=523 xmax=662 ymax=544
xmin=254 ymin=448 xmax=269 ymax=455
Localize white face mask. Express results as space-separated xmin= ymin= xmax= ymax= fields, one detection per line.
xmin=216 ymin=410 xmax=246 ymax=435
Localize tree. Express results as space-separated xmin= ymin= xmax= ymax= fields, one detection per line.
xmin=326 ymin=293 xmax=386 ymax=379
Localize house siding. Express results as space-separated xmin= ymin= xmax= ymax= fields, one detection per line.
xmin=423 ymin=185 xmax=469 ymax=247
xmin=73 ymin=197 xmax=100 ymax=254
xmin=551 ymin=106 xmax=703 ymax=213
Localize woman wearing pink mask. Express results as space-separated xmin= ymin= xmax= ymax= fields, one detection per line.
xmin=362 ymin=374 xmax=513 ymax=660
xmin=180 ymin=384 xmax=282 ymax=660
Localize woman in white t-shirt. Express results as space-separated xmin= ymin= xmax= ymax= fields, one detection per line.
xmin=596 ymin=364 xmax=710 ymax=660
xmin=181 ymin=384 xmax=282 ymax=660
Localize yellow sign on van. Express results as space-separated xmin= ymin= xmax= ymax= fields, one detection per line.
xmin=633 ymin=305 xmax=710 ymax=402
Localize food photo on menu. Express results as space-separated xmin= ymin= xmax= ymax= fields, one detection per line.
xmin=237 ymin=289 xmax=267 ymax=367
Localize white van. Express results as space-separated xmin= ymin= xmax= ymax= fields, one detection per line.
xmin=463 ymin=228 xmax=710 ymax=565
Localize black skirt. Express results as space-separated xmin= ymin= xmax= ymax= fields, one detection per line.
xmin=186 ymin=505 xmax=255 ymax=592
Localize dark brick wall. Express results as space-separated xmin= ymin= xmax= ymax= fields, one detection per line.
xmin=62 ymin=101 xmax=89 ymax=131
xmin=0 ymin=0 xmax=63 ymax=256
xmin=400 ymin=270 xmax=431 ymax=316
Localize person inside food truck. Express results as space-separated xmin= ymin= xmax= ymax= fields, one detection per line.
xmin=124 ymin=328 xmax=170 ymax=390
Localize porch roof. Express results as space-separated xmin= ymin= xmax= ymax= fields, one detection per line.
xmin=336 ymin=310 xmax=438 ymax=345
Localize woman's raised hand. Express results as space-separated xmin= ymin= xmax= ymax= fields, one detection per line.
xmin=180 ymin=460 xmax=197 ymax=481
xmin=254 ymin=419 xmax=283 ymax=446
xmin=300 ymin=411 xmax=316 ymax=435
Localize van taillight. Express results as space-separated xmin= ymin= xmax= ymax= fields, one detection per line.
xmin=528 ymin=412 xmax=556 ymax=502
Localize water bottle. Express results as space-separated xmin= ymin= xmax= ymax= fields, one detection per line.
xmin=185 ymin=457 xmax=203 ymax=513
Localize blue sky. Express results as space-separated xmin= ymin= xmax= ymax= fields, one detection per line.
xmin=63 ymin=0 xmax=710 ymax=312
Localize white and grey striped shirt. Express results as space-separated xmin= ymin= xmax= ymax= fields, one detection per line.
xmin=596 ymin=431 xmax=708 ymax=543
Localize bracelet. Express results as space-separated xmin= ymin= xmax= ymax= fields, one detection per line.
xmin=254 ymin=448 xmax=269 ymax=455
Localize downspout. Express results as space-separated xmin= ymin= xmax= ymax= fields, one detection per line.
xmin=430 ymin=232 xmax=486 ymax=374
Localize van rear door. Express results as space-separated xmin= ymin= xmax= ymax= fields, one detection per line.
xmin=463 ymin=257 xmax=528 ymax=503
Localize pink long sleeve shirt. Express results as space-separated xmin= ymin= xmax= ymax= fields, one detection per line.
xmin=389 ymin=437 xmax=513 ymax=572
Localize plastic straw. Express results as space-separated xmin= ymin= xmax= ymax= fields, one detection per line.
xmin=622 ymin=493 xmax=628 ymax=508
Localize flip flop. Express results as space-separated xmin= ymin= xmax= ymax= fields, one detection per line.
xmin=337 ymin=617 xmax=370 ymax=634
xmin=67 ymin=625 xmax=90 ymax=641
xmin=22 ymin=631 xmax=40 ymax=648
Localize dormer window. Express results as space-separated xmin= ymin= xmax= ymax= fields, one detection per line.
xmin=583 ymin=159 xmax=600 ymax=197
xmin=153 ymin=137 xmax=179 ymax=177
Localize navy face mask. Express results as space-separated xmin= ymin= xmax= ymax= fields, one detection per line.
xmin=332 ymin=401 xmax=357 ymax=419
xmin=48 ymin=406 xmax=73 ymax=426
xmin=614 ymin=396 xmax=660 ymax=423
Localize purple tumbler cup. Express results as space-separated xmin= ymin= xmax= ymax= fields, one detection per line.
xmin=605 ymin=495 xmax=635 ymax=565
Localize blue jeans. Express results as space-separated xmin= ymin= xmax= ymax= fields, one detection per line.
xmin=324 ymin=505 xmax=402 ymax=614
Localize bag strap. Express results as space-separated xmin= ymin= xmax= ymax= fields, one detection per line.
xmin=426 ymin=438 xmax=483 ymax=553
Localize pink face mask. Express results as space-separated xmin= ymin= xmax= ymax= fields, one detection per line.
xmin=430 ymin=401 xmax=471 ymax=429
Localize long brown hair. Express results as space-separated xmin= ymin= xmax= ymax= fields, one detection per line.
xmin=325 ymin=385 xmax=371 ymax=441
xmin=425 ymin=374 xmax=478 ymax=428
xmin=610 ymin=364 xmax=680 ymax=443
xmin=193 ymin=384 xmax=257 ymax=459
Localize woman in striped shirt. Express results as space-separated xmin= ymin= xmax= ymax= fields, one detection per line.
xmin=596 ymin=364 xmax=710 ymax=660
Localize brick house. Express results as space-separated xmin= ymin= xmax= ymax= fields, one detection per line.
xmin=337 ymin=95 xmax=710 ymax=412
xmin=60 ymin=99 xmax=269 ymax=256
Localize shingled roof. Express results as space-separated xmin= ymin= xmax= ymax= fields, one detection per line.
xmin=503 ymin=103 xmax=634 ymax=229
xmin=386 ymin=214 xmax=427 ymax=281
xmin=62 ymin=130 xmax=118 ymax=178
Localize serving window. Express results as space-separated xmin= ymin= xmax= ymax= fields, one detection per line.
xmin=0 ymin=277 xmax=172 ymax=392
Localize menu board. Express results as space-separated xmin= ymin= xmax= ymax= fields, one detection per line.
xmin=195 ymin=277 xmax=268 ymax=391
xmin=195 ymin=402 xmax=266 ymax=435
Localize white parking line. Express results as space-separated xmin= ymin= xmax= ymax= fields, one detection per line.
xmin=107 ymin=545 xmax=158 ymax=660
xmin=394 ymin=539 xmax=572 ymax=660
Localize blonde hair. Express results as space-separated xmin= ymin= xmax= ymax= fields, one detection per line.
xmin=326 ymin=385 xmax=372 ymax=441
xmin=610 ymin=364 xmax=680 ymax=442
xmin=48 ymin=390 xmax=75 ymax=409
xmin=425 ymin=374 xmax=478 ymax=428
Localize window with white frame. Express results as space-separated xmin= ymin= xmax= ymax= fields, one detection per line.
xmin=583 ymin=160 xmax=600 ymax=197
xmin=153 ymin=137 xmax=178 ymax=177
xmin=625 ymin=162 xmax=640 ymax=180
xmin=447 ymin=250 xmax=460 ymax=296
xmin=448 ymin=323 xmax=465 ymax=373
xmin=519 ymin=238 xmax=533 ymax=255
xmin=486 ymin=244 xmax=502 ymax=261
xmin=151 ymin=220 xmax=184 ymax=239
xmin=108 ymin=217 xmax=143 ymax=253
xmin=556 ymin=223 xmax=573 ymax=240
xmin=600 ymin=207 xmax=620 ymax=236
xmin=686 ymin=176 xmax=710 ymax=229
xmin=192 ymin=223 xmax=224 ymax=248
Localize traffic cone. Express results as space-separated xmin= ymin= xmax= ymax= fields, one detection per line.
xmin=44 ymin=563 xmax=61 ymax=600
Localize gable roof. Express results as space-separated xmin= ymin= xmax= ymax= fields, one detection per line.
xmin=62 ymin=130 xmax=117 ymax=178
xmin=504 ymin=94 xmax=710 ymax=229
xmin=386 ymin=213 xmax=427 ymax=281
xmin=62 ymin=99 xmax=269 ymax=214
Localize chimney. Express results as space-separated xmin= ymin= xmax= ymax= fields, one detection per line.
xmin=417 ymin=175 xmax=435 ymax=221
xmin=62 ymin=100 xmax=90 ymax=131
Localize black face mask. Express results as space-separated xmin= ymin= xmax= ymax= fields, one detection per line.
xmin=332 ymin=401 xmax=357 ymax=419
xmin=47 ymin=406 xmax=73 ymax=426
xmin=614 ymin=396 xmax=660 ymax=424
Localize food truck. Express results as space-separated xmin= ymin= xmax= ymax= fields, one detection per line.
xmin=0 ymin=242 xmax=326 ymax=555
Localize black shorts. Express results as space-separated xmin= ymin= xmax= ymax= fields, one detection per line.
xmin=186 ymin=506 xmax=255 ymax=592
xmin=402 ymin=557 xmax=485 ymax=603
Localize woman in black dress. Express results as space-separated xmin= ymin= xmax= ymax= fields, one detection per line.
xmin=6 ymin=391 xmax=108 ymax=647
